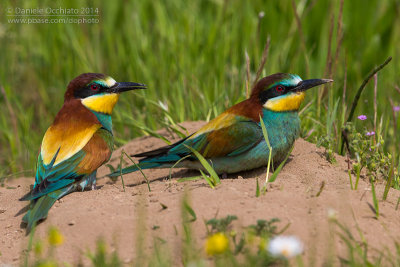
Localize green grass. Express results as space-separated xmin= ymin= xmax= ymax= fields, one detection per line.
xmin=1 ymin=0 xmax=399 ymax=176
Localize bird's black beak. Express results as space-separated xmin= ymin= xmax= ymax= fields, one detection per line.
xmin=110 ymin=82 xmax=147 ymax=93
xmin=292 ymin=79 xmax=333 ymax=92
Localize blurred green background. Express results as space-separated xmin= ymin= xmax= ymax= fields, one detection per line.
xmin=0 ymin=0 xmax=399 ymax=176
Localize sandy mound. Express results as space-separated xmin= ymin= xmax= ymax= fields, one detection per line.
xmin=1 ymin=121 xmax=399 ymax=265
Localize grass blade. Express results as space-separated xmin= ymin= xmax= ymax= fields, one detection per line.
xmin=382 ymin=160 xmax=394 ymax=201
xmin=200 ymin=170 xmax=215 ymax=189
xmin=184 ymin=145 xmax=220 ymax=185
xmin=183 ymin=199 xmax=197 ymax=222
xmin=119 ymin=150 xmax=126 ymax=192
xmin=169 ymin=155 xmax=191 ymax=180
xmin=268 ymin=145 xmax=294 ymax=183
xmin=122 ymin=151 xmax=151 ymax=192
xmin=255 ymin=177 xmax=260 ymax=197
xmin=370 ymin=178 xmax=379 ymax=218
xmin=259 ymin=117 xmax=273 ymax=189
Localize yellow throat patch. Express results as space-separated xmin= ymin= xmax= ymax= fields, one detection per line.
xmin=264 ymin=92 xmax=305 ymax=112
xmin=81 ymin=93 xmax=119 ymax=114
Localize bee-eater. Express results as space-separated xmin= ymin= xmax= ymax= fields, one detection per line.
xmin=20 ymin=73 xmax=146 ymax=232
xmin=108 ymin=73 xmax=332 ymax=177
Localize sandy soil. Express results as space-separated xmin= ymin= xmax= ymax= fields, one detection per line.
xmin=1 ymin=121 xmax=399 ymax=266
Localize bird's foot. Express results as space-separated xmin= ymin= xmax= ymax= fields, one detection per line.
xmin=221 ymin=173 xmax=228 ymax=179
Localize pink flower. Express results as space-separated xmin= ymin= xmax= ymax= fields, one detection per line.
xmin=358 ymin=115 xmax=367 ymax=120
xmin=366 ymin=131 xmax=375 ymax=136
xmin=394 ymin=106 xmax=400 ymax=112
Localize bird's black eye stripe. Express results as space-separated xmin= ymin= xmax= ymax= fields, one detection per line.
xmin=258 ymin=85 xmax=297 ymax=104
xmin=74 ymin=83 xmax=105 ymax=99
xmin=88 ymin=82 xmax=104 ymax=91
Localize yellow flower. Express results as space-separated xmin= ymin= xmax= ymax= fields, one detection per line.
xmin=205 ymin=232 xmax=229 ymax=256
xmin=48 ymin=227 xmax=64 ymax=246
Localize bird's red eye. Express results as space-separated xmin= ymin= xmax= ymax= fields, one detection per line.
xmin=276 ymin=85 xmax=284 ymax=92
xmin=90 ymin=84 xmax=99 ymax=91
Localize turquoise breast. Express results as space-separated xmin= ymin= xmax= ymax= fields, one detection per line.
xmin=260 ymin=109 xmax=300 ymax=163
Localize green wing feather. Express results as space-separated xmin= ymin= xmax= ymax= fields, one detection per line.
xmin=169 ymin=115 xmax=262 ymax=158
xmin=21 ymin=128 xmax=113 ymax=233
xmin=136 ymin=114 xmax=263 ymax=161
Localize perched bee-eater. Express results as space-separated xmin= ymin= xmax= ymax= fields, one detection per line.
xmin=108 ymin=73 xmax=332 ymax=178
xmin=20 ymin=73 xmax=146 ymax=232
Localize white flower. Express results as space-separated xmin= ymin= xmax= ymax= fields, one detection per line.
xmin=327 ymin=208 xmax=337 ymax=219
xmin=268 ymin=236 xmax=303 ymax=258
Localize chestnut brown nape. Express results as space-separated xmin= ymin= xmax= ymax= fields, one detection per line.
xmin=64 ymin=73 xmax=107 ymax=100
xmin=250 ymin=73 xmax=292 ymax=99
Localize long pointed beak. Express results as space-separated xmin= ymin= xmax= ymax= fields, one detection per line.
xmin=292 ymin=79 xmax=333 ymax=92
xmin=111 ymin=82 xmax=147 ymax=93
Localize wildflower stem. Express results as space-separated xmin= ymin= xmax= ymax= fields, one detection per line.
xmin=347 ymin=56 xmax=391 ymax=123
xmin=341 ymin=56 xmax=392 ymax=154
xmin=373 ymin=74 xmax=378 ymax=145
xmin=252 ymin=36 xmax=271 ymax=88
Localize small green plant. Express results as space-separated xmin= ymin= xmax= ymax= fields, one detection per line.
xmin=345 ymin=122 xmax=391 ymax=179
xmin=317 ymin=135 xmax=337 ymax=164
xmin=202 ymin=213 xmax=294 ymax=264
xmin=87 ymin=239 xmax=122 ymax=267
xmin=343 ymin=120 xmax=399 ymax=191
xmin=329 ymin=216 xmax=392 ymax=266
xmin=247 ymin=218 xmax=284 ymax=237
xmin=206 ymin=215 xmax=238 ymax=234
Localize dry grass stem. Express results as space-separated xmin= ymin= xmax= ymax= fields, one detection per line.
xmin=252 ymin=36 xmax=270 ymax=88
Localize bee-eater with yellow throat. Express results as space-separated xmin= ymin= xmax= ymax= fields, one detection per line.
xmin=20 ymin=73 xmax=146 ymax=232
xmin=108 ymin=73 xmax=332 ymax=177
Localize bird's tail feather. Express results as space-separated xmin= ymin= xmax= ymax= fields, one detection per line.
xmin=108 ymin=162 xmax=162 ymax=178
xmin=23 ymin=185 xmax=73 ymax=233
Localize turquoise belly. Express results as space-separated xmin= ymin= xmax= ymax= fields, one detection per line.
xmin=182 ymin=109 xmax=301 ymax=174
